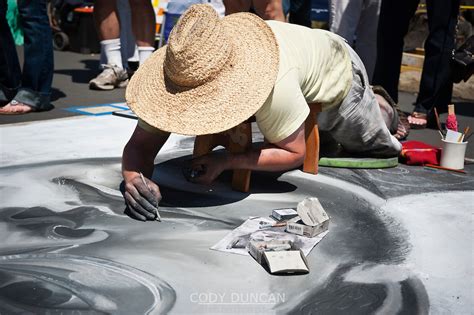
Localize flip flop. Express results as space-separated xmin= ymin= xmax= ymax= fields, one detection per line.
xmin=0 ymin=100 xmax=37 ymax=115
xmin=407 ymin=111 xmax=428 ymax=129
xmin=372 ymin=85 xmax=410 ymax=141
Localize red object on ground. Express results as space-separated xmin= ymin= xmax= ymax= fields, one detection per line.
xmin=400 ymin=141 xmax=441 ymax=166
xmin=446 ymin=104 xmax=458 ymax=131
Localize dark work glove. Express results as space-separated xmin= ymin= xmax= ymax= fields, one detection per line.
xmin=123 ymin=175 xmax=162 ymax=221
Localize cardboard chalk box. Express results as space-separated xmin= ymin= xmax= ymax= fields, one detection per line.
xmin=271 ymin=208 xmax=298 ymax=221
xmin=286 ymin=197 xmax=329 ymax=238
xmin=249 ymin=240 xmax=309 ymax=274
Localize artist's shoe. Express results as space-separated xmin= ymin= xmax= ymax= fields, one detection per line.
xmin=0 ymin=100 xmax=37 ymax=115
xmin=89 ymin=64 xmax=129 ymax=90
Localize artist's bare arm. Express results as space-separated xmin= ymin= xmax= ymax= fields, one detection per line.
xmin=191 ymin=123 xmax=305 ymax=184
xmin=122 ymin=125 xmax=169 ymax=179
xmin=122 ymin=125 xmax=170 ymax=220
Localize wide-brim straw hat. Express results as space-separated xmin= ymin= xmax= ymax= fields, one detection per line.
xmin=126 ymin=4 xmax=279 ymax=135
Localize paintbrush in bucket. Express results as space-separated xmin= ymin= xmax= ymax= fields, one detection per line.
xmin=434 ymin=108 xmax=445 ymax=138
xmin=458 ymin=126 xmax=470 ymax=142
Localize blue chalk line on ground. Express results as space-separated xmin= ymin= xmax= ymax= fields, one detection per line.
xmin=63 ymin=103 xmax=129 ymax=116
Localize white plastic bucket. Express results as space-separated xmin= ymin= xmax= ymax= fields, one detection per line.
xmin=440 ymin=139 xmax=468 ymax=170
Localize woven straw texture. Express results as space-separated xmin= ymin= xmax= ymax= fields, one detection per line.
xmin=126 ymin=4 xmax=279 ymax=135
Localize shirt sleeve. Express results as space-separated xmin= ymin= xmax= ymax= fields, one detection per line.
xmin=255 ymin=68 xmax=310 ymax=143
xmin=137 ymin=118 xmax=169 ymax=136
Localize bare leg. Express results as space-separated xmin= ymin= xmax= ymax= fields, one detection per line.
xmin=90 ymin=0 xmax=128 ymax=90
xmin=128 ymin=0 xmax=156 ymax=47
xmin=223 ymin=0 xmax=252 ymax=15
xmin=375 ymin=91 xmax=410 ymax=140
xmin=94 ymin=0 xmax=120 ymax=40
xmin=375 ymin=93 xmax=394 ymax=128
xmin=252 ymin=0 xmax=285 ymax=21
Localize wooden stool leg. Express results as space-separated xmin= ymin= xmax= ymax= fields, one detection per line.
xmin=193 ymin=135 xmax=215 ymax=157
xmin=227 ymin=122 xmax=252 ymax=192
xmin=303 ymin=104 xmax=322 ymax=174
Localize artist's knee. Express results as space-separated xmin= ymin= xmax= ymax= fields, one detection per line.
xmin=292 ymin=149 xmax=306 ymax=168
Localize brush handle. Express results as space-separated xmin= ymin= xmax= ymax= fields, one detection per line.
xmin=424 ymin=164 xmax=466 ymax=174
xmin=464 ymin=132 xmax=473 ymax=141
xmin=434 ymin=108 xmax=442 ymax=132
xmin=448 ymin=104 xmax=455 ymax=115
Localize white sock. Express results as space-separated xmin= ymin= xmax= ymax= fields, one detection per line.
xmin=127 ymin=45 xmax=139 ymax=63
xmin=138 ymin=46 xmax=155 ymax=65
xmin=100 ymin=38 xmax=123 ymax=69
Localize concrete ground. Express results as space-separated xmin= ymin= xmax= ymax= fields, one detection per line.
xmin=0 ymin=49 xmax=473 ymax=314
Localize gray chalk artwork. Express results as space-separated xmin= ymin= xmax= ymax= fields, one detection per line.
xmin=0 ymin=116 xmax=472 ymax=314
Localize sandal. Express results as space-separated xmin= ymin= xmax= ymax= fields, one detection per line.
xmin=372 ymin=85 xmax=410 ymax=141
xmin=407 ymin=111 xmax=427 ymax=129
xmin=0 ymin=100 xmax=37 ymax=115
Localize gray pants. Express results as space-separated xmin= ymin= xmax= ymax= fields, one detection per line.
xmin=318 ymin=44 xmax=402 ymax=158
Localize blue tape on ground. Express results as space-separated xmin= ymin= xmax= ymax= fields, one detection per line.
xmin=63 ymin=103 xmax=129 ymax=116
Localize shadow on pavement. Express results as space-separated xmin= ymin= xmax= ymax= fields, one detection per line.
xmin=154 ymin=155 xmax=297 ymax=208
xmin=54 ymin=59 xmax=100 ymax=84
xmin=51 ymin=87 xmax=66 ymax=102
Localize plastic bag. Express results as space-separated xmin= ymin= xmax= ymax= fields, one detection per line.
xmin=7 ymin=0 xmax=23 ymax=45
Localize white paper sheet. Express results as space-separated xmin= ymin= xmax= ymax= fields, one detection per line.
xmin=211 ymin=217 xmax=328 ymax=256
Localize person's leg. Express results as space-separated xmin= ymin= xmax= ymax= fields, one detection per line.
xmin=116 ymin=0 xmax=138 ymax=67
xmin=223 ymin=0 xmax=251 ymax=15
xmin=319 ymin=44 xmax=402 ymax=157
xmin=372 ymin=85 xmax=410 ymax=140
xmin=252 ymin=0 xmax=285 ymax=21
xmin=94 ymin=0 xmax=122 ymax=67
xmin=128 ymin=0 xmax=155 ymax=65
xmin=288 ymin=0 xmax=311 ymax=27
xmin=95 ymin=0 xmax=120 ymax=40
xmin=0 ymin=0 xmax=21 ymax=106
xmin=128 ymin=0 xmax=155 ymax=47
xmin=372 ymin=0 xmax=419 ymax=103
xmin=1 ymin=0 xmax=54 ymax=114
xmin=413 ymin=0 xmax=460 ymax=117
xmin=353 ymin=0 xmax=381 ymax=82
xmin=90 ymin=0 xmax=129 ymax=90
xmin=329 ymin=0 xmax=362 ymax=46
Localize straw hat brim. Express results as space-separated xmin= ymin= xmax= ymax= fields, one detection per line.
xmin=126 ymin=12 xmax=279 ymax=135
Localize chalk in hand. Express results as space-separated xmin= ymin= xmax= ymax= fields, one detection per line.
xmin=140 ymin=172 xmax=161 ymax=221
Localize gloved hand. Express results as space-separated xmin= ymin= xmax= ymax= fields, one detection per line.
xmin=123 ymin=174 xmax=162 ymax=221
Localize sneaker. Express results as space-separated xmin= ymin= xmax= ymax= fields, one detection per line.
xmin=89 ymin=64 xmax=129 ymax=90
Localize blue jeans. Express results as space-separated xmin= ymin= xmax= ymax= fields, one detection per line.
xmin=0 ymin=0 xmax=53 ymax=110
